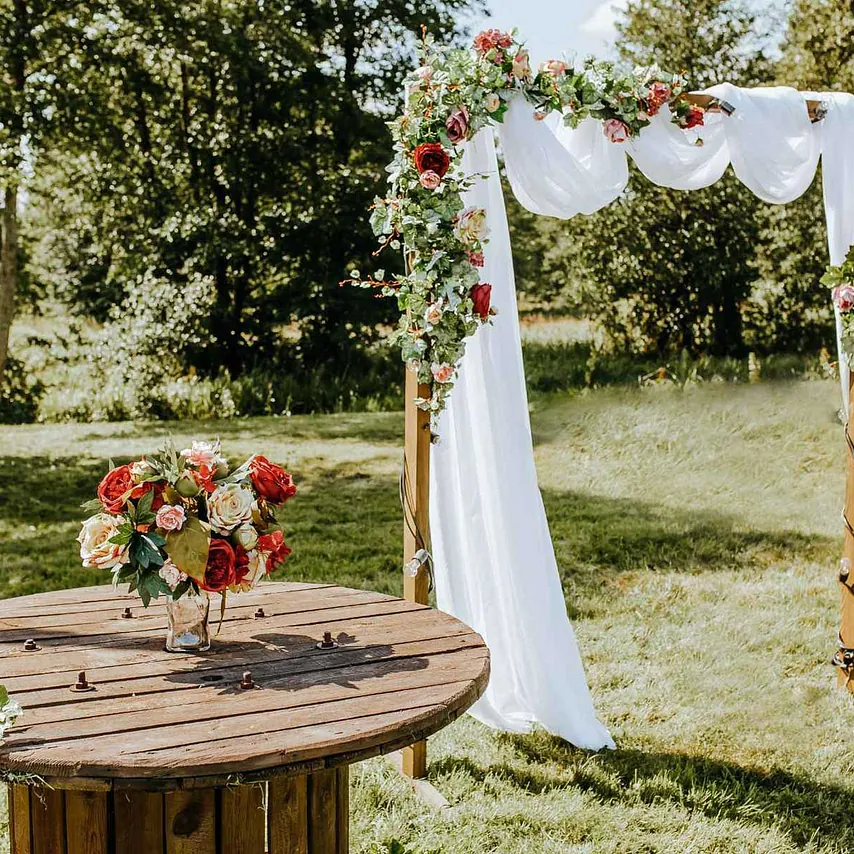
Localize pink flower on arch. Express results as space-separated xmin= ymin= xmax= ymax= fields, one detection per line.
xmin=603 ymin=119 xmax=631 ymax=143
xmin=834 ymin=284 xmax=854 ymax=313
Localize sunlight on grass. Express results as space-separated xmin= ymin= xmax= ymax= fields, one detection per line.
xmin=2 ymin=379 xmax=852 ymax=853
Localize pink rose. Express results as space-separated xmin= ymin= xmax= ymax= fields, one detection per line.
xmin=431 ymin=363 xmax=455 ymax=384
xmin=446 ymin=106 xmax=470 ymax=145
xmin=646 ymin=82 xmax=671 ymax=116
xmin=416 ymin=65 xmax=432 ymax=82
xmin=534 ymin=111 xmax=548 ymax=122
xmin=473 ymin=29 xmax=513 ymax=55
xmin=419 ymin=170 xmax=441 ymax=190
xmin=541 ymin=59 xmax=568 ymax=76
xmin=834 ymin=284 xmax=854 ymax=313
xmin=603 ymin=119 xmax=631 ymax=143
xmin=155 ymin=504 xmax=186 ymax=533
xmin=467 ymin=251 xmax=485 ymax=268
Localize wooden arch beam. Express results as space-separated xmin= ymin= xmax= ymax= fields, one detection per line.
xmin=687 ymin=93 xmax=826 ymax=123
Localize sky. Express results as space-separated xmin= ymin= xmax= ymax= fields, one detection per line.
xmin=466 ymin=0 xmax=628 ymax=66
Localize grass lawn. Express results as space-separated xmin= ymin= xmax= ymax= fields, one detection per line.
xmin=1 ymin=378 xmax=852 ymax=853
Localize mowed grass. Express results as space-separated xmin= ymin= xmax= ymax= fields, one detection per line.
xmin=1 ymin=379 xmax=853 ymax=853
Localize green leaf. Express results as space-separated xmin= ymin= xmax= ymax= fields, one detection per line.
xmin=164 ymin=516 xmax=211 ymax=583
xmin=80 ymin=498 xmax=104 ymax=513
xmin=136 ymin=488 xmax=155 ymax=524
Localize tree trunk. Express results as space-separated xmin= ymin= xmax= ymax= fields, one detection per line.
xmin=0 ymin=184 xmax=19 ymax=382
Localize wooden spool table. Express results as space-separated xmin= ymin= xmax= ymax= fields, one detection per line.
xmin=0 ymin=582 xmax=489 ymax=853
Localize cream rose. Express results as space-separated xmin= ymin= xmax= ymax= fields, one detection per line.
xmin=244 ymin=550 xmax=267 ymax=588
xmin=454 ymin=206 xmax=489 ymax=246
xmin=512 ymin=51 xmax=530 ymax=79
xmin=484 ymin=93 xmax=501 ymax=113
xmin=159 ymin=560 xmax=187 ymax=591
xmin=78 ymin=514 xmax=128 ymax=570
xmin=424 ymin=301 xmax=444 ymax=326
xmin=233 ymin=523 xmax=259 ymax=551
xmin=431 ymin=363 xmax=455 ymax=384
xmin=207 ymin=484 xmax=254 ymax=534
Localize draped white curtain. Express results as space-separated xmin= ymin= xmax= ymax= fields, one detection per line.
xmin=430 ymin=86 xmax=854 ymax=750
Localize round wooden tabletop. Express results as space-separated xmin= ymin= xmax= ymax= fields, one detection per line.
xmin=0 ymin=582 xmax=489 ymax=789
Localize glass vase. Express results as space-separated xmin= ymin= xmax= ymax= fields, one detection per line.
xmin=165 ymin=594 xmax=211 ymax=653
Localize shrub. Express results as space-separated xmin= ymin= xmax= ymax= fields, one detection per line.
xmin=0 ymin=357 xmax=45 ymax=424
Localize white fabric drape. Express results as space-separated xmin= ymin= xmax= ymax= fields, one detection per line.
xmin=431 ymin=86 xmax=854 ymax=750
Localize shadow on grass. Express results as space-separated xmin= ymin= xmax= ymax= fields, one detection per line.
xmin=433 ymin=737 xmax=854 ymax=849
xmin=0 ymin=456 xmax=835 ymax=606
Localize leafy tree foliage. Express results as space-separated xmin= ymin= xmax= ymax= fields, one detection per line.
xmin=26 ymin=0 xmax=480 ymax=402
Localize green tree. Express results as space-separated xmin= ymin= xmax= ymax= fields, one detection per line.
xmin=29 ymin=0 xmax=481 ymax=405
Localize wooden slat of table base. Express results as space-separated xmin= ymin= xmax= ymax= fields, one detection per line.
xmin=10 ymin=783 xmax=31 ymax=854
xmin=65 ymin=790 xmax=109 ymax=854
xmin=269 ymin=776 xmax=308 ymax=854
xmin=335 ymin=767 xmax=348 ymax=854
xmin=31 ymin=785 xmax=66 ymax=853
xmin=220 ymin=785 xmax=266 ymax=854
xmin=307 ymin=770 xmax=337 ymax=854
xmin=18 ymin=638 xmax=484 ymax=730
xmin=1 ymin=603 xmax=459 ymax=692
xmin=165 ymin=789 xmax=216 ymax=854
xmin=113 ymin=791 xmax=164 ymax=854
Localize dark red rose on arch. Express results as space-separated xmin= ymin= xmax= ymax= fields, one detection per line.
xmin=98 ymin=465 xmax=135 ymax=514
xmin=250 ymin=456 xmax=297 ymax=505
xmin=413 ymin=143 xmax=450 ymax=178
xmin=201 ymin=538 xmax=237 ymax=592
xmin=257 ymin=530 xmax=292 ymax=574
xmin=470 ymin=283 xmax=492 ymax=321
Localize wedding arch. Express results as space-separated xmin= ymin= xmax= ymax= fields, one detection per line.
xmin=351 ymin=29 xmax=854 ymax=777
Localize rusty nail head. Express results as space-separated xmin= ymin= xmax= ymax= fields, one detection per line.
xmin=317 ymin=631 xmax=338 ymax=650
xmin=71 ymin=671 xmax=94 ymax=693
xmin=254 ymin=608 xmax=265 ymax=619
xmin=121 ymin=607 xmax=133 ymax=619
xmin=23 ymin=638 xmax=39 ymax=651
xmin=240 ymin=671 xmax=255 ymax=690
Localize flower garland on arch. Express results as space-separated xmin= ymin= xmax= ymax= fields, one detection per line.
xmin=348 ymin=29 xmax=706 ymax=425
xmin=824 ymin=245 xmax=854 ymax=360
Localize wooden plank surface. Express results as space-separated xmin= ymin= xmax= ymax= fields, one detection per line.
xmin=219 ymin=785 xmax=266 ymax=854
xmin=165 ymin=790 xmax=216 ymax=854
xmin=269 ymin=775 xmax=308 ymax=854
xmin=0 ymin=582 xmax=489 ymax=787
xmin=65 ymin=790 xmax=109 ymax=854
xmin=113 ymin=790 xmax=164 ymax=854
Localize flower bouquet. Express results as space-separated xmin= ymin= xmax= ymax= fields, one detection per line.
xmin=78 ymin=439 xmax=296 ymax=651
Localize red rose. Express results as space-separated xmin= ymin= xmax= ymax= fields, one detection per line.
xmin=201 ymin=538 xmax=237 ymax=592
xmin=233 ymin=544 xmax=251 ymax=586
xmin=683 ymin=105 xmax=705 ymax=129
xmin=257 ymin=530 xmax=292 ymax=573
xmin=471 ymin=283 xmax=492 ymax=321
xmin=473 ymin=29 xmax=513 ymax=54
xmin=446 ymin=106 xmax=470 ymax=145
xmin=646 ymin=82 xmax=671 ymax=116
xmin=250 ymin=456 xmax=297 ymax=505
xmin=97 ymin=465 xmax=135 ymax=514
xmin=413 ymin=143 xmax=450 ymax=178
xmin=132 ymin=480 xmax=166 ymax=511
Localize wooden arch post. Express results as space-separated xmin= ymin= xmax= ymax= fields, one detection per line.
xmin=838 ymin=373 xmax=854 ymax=688
xmin=401 ymin=368 xmax=432 ymax=777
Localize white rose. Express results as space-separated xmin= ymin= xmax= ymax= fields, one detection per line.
xmin=207 ymin=484 xmax=254 ymax=534
xmin=245 ymin=550 xmax=267 ymax=587
xmin=233 ymin=523 xmax=259 ymax=551
xmin=159 ymin=560 xmax=187 ymax=591
xmin=78 ymin=514 xmax=128 ymax=570
xmin=484 ymin=93 xmax=501 ymax=113
xmin=424 ymin=301 xmax=444 ymax=326
xmin=454 ymin=206 xmax=489 ymax=246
